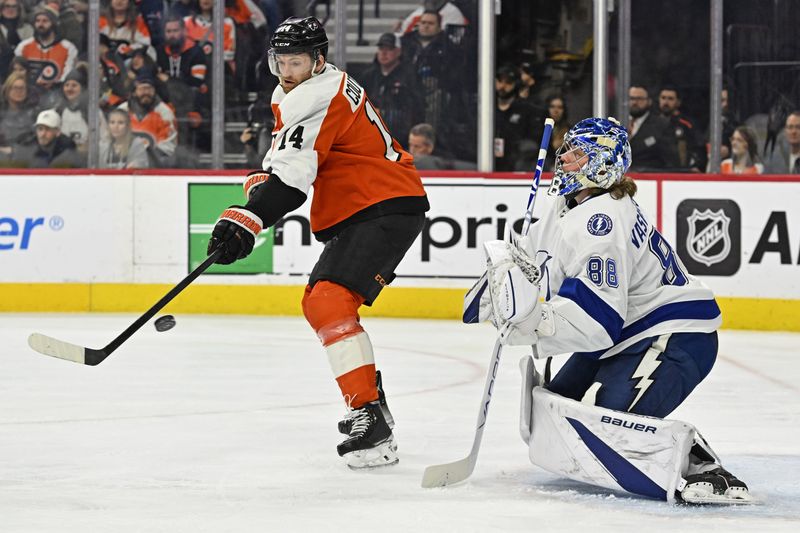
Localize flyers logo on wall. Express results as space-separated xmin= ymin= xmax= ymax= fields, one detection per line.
xmin=188 ymin=183 xmax=274 ymax=273
xmin=676 ymin=199 xmax=741 ymax=276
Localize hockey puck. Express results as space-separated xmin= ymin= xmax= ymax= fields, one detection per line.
xmin=154 ymin=315 xmax=176 ymax=332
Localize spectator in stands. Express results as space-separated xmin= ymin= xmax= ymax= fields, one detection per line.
xmin=240 ymin=99 xmax=272 ymax=169
xmin=2 ymin=108 xmax=84 ymax=167
xmin=546 ymin=94 xmax=570 ymax=151
xmin=517 ymin=61 xmax=543 ymax=108
xmin=124 ymin=47 xmax=169 ymax=103
xmin=0 ymin=0 xmax=33 ymax=80
xmin=184 ymin=0 xmax=237 ymax=73
xmin=7 ymin=54 xmax=29 ymax=80
xmin=157 ymin=13 xmax=210 ymax=150
xmin=51 ymin=0 xmax=86 ymax=54
xmin=99 ymin=0 xmax=154 ymax=60
xmin=57 ymin=62 xmax=108 ymax=153
xmin=627 ymin=84 xmax=679 ymax=171
xmin=169 ymin=0 xmax=196 ymax=19
xmin=401 ymin=9 xmax=462 ymax=134
xmin=396 ymin=0 xmax=468 ymax=34
xmin=763 ymin=111 xmax=800 ymax=174
xmin=99 ymin=32 xmax=128 ymax=110
xmin=99 ymin=107 xmax=149 ymax=168
xmin=494 ymin=64 xmax=542 ymax=171
xmin=14 ymin=4 xmax=78 ymax=90
xmin=0 ymin=70 xmax=38 ymax=148
xmin=720 ymin=125 xmax=763 ymax=175
xmin=361 ymin=32 xmax=424 ymax=151
xmin=658 ymin=84 xmax=705 ymax=171
xmin=407 ymin=122 xmax=473 ymax=170
xmin=117 ymin=71 xmax=178 ymax=166
xmin=544 ymin=94 xmax=570 ymax=170
xmin=137 ymin=0 xmax=166 ymax=48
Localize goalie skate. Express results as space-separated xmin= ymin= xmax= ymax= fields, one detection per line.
xmin=337 ymin=401 xmax=399 ymax=469
xmin=678 ymin=467 xmax=754 ymax=505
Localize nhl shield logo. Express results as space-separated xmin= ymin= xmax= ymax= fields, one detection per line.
xmin=686 ymin=208 xmax=731 ymax=266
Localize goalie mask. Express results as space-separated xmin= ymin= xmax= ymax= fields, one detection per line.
xmin=548 ymin=117 xmax=632 ymax=197
xmin=267 ymin=16 xmax=329 ymax=78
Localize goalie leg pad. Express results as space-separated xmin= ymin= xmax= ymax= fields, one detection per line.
xmin=521 ymin=360 xmax=695 ymax=502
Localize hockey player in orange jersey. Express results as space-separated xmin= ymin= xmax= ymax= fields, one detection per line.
xmin=207 ymin=17 xmax=429 ymax=469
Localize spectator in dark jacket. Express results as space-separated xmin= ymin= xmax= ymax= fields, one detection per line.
xmin=361 ymin=32 xmax=424 ymax=150
xmin=2 ymin=108 xmax=84 ymax=167
xmin=627 ymin=85 xmax=679 ymax=171
xmin=494 ymin=65 xmax=543 ymax=171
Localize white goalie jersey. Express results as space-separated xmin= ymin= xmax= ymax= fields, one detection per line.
xmin=526 ymin=192 xmax=721 ymax=359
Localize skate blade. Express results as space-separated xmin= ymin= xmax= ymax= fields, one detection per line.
xmin=680 ymin=486 xmax=755 ymax=505
xmin=345 ymin=437 xmax=399 ymax=470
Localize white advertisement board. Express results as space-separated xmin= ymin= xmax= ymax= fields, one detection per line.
xmin=662 ymin=180 xmax=800 ymax=299
xmin=2 ymin=173 xmax=796 ymax=301
xmin=0 ymin=176 xmax=133 ymax=282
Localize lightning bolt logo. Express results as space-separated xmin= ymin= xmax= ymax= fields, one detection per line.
xmin=629 ymin=334 xmax=670 ymax=410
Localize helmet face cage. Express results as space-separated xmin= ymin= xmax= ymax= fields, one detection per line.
xmin=548 ymin=117 xmax=632 ymax=197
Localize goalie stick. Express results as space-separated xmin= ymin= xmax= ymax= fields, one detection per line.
xmin=28 ymin=247 xmax=224 ymax=366
xmin=422 ymin=117 xmax=554 ymax=488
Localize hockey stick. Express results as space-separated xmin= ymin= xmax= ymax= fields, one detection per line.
xmin=462 ymin=117 xmax=556 ymax=324
xmin=422 ymin=118 xmax=554 ymax=488
xmin=28 ymin=247 xmax=224 ymax=366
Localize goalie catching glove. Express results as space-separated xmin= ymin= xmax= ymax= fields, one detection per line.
xmin=207 ymin=207 xmax=263 ymax=264
xmin=484 ymin=239 xmax=552 ymax=345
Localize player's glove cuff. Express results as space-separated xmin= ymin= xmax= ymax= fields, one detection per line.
xmin=243 ymin=170 xmax=270 ymax=200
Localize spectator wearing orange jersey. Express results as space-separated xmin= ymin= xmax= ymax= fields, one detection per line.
xmin=720 ymin=126 xmax=763 ymax=175
xmin=117 ymin=71 xmax=177 ymax=166
xmin=99 ymin=0 xmax=153 ymax=60
xmin=14 ymin=4 xmax=77 ymax=90
xmin=184 ymin=0 xmax=236 ymax=72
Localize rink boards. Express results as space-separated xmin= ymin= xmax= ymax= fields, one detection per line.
xmin=1 ymin=170 xmax=799 ymax=331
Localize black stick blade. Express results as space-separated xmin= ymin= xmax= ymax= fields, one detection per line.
xmin=27 ymin=333 xmax=108 ymax=366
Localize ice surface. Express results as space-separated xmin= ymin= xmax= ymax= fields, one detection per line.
xmin=1 ymin=315 xmax=798 ymax=532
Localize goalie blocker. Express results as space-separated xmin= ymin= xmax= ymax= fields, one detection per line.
xmin=519 ymin=356 xmax=752 ymax=504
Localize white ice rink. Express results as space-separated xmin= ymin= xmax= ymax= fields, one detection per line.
xmin=1 ymin=314 xmax=798 ymax=532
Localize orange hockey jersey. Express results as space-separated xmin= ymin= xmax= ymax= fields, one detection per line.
xmin=183 ymin=15 xmax=236 ymax=62
xmin=15 ymin=37 xmax=78 ymax=83
xmin=261 ymin=65 xmax=428 ymax=239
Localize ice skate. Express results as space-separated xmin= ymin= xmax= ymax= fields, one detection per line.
xmin=678 ymin=467 xmax=753 ymax=504
xmin=337 ymin=401 xmax=398 ymax=469
xmin=338 ymin=370 xmax=395 ymax=434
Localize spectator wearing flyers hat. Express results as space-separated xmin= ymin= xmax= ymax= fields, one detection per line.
xmin=1 ymin=107 xmax=84 ymax=167
xmin=494 ymin=64 xmax=544 ymax=171
xmin=14 ymin=3 xmax=78 ymax=89
xmin=360 ymin=31 xmax=425 ymax=151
